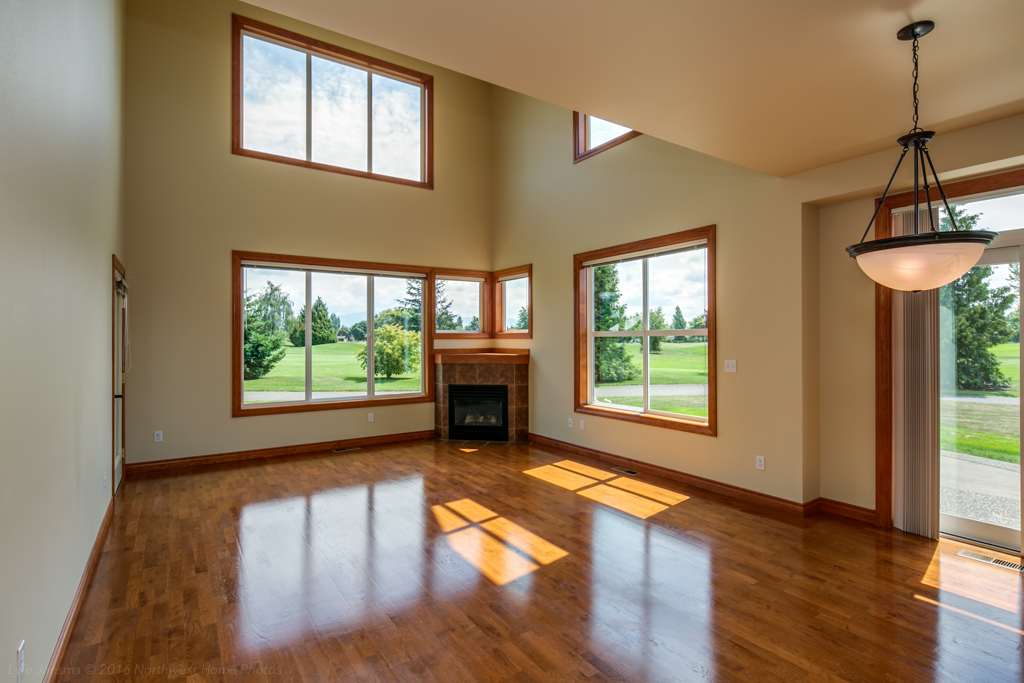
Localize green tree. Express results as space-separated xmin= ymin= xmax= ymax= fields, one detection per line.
xmin=251 ymin=281 xmax=293 ymax=332
xmin=1010 ymin=263 xmax=1020 ymax=343
xmin=311 ymin=297 xmax=335 ymax=345
xmin=357 ymin=325 xmax=421 ymax=379
xmin=434 ymin=280 xmax=462 ymax=330
xmin=329 ymin=313 xmax=341 ymax=332
xmin=939 ymin=206 xmax=1016 ymax=390
xmin=376 ymin=307 xmax=416 ymax=331
xmin=687 ymin=311 xmax=708 ymax=343
xmin=670 ymin=306 xmax=687 ymax=342
xmin=515 ymin=306 xmax=529 ymax=330
xmin=243 ymin=294 xmax=287 ymax=380
xmin=467 ymin=316 xmax=480 ymax=331
xmin=398 ymin=279 xmax=424 ymax=332
xmin=350 ymin=319 xmax=367 ymax=342
xmin=337 ymin=324 xmax=350 ymax=341
xmin=649 ymin=307 xmax=667 ymax=353
xmin=592 ymin=265 xmax=641 ymax=382
xmin=288 ymin=308 xmax=305 ymax=347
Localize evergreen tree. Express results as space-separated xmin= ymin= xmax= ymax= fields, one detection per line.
xmin=670 ymin=306 xmax=687 ymax=343
xmin=515 ymin=306 xmax=529 ymax=330
xmin=649 ymin=307 xmax=667 ymax=353
xmin=329 ymin=313 xmax=341 ymax=332
xmin=434 ymin=280 xmax=461 ymax=330
xmin=592 ymin=265 xmax=641 ymax=382
xmin=467 ymin=316 xmax=480 ymax=331
xmin=939 ymin=206 xmax=1016 ymax=389
xmin=311 ymin=297 xmax=335 ymax=345
xmin=243 ymin=294 xmax=286 ymax=380
xmin=350 ymin=320 xmax=367 ymax=342
xmin=397 ymin=279 xmax=424 ymax=332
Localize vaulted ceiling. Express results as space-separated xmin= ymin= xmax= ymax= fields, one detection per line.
xmin=246 ymin=0 xmax=1024 ymax=176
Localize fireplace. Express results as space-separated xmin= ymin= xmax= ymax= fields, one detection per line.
xmin=448 ymin=384 xmax=509 ymax=441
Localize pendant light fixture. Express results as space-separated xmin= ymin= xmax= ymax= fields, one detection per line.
xmin=846 ymin=21 xmax=995 ymax=292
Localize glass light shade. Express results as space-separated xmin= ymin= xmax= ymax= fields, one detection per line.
xmin=847 ymin=231 xmax=997 ymax=291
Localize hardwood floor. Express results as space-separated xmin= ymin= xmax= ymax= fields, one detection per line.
xmin=58 ymin=440 xmax=1022 ymax=682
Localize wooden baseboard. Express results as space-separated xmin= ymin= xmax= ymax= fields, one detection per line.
xmin=45 ymin=499 xmax=113 ymax=683
xmin=803 ymin=497 xmax=822 ymax=517
xmin=818 ymin=498 xmax=876 ymax=524
xmin=529 ymin=433 xmax=807 ymax=516
xmin=124 ymin=430 xmax=435 ymax=476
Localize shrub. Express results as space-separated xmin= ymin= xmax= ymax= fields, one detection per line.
xmin=357 ymin=325 xmax=421 ymax=379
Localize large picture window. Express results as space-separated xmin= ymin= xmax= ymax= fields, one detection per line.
xmin=573 ymin=226 xmax=716 ymax=435
xmin=232 ymin=15 xmax=433 ymax=188
xmin=233 ymin=251 xmax=432 ymax=417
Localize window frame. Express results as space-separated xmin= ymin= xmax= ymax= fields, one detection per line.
xmin=232 ymin=250 xmax=436 ymax=417
xmin=493 ymin=264 xmax=532 ymax=339
xmin=572 ymin=111 xmax=642 ymax=164
xmin=432 ymin=268 xmax=493 ymax=339
xmin=573 ymin=226 xmax=717 ymax=435
xmin=231 ymin=14 xmax=434 ymax=189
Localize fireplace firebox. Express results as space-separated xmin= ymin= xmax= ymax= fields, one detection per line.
xmin=448 ymin=384 xmax=509 ymax=441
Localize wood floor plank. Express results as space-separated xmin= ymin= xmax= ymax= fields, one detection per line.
xmin=56 ymin=440 xmax=1024 ymax=682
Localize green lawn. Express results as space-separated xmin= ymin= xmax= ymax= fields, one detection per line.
xmin=596 ymin=395 xmax=709 ymax=419
xmin=244 ymin=341 xmax=421 ymax=395
xmin=596 ymin=342 xmax=708 ymax=387
xmin=942 ymin=342 xmax=1020 ymax=463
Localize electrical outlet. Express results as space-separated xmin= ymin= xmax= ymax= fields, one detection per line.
xmin=368 ymin=413 xmax=373 ymax=423
xmin=756 ymin=456 xmax=765 ymax=471
xmin=724 ymin=359 xmax=737 ymax=373
xmin=579 ymin=420 xmax=584 ymax=431
xmin=568 ymin=418 xmax=573 ymax=428
xmin=154 ymin=431 xmax=162 ymax=442
xmin=17 ymin=640 xmax=25 ymax=683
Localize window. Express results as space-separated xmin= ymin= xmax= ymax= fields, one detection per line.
xmin=232 ymin=15 xmax=433 ymax=188
xmin=573 ymin=112 xmax=641 ymax=163
xmin=494 ymin=265 xmax=532 ymax=337
xmin=573 ymin=226 xmax=716 ymax=435
xmin=434 ymin=270 xmax=490 ymax=337
xmin=233 ymin=251 xmax=432 ymax=417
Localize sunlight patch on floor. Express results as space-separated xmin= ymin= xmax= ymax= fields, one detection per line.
xmin=523 ymin=459 xmax=689 ymax=519
xmin=431 ymin=499 xmax=568 ymax=585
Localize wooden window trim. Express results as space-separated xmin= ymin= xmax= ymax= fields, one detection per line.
xmin=233 ymin=250 xmax=436 ymax=418
xmin=231 ymin=14 xmax=435 ymax=190
xmin=572 ymin=111 xmax=642 ymax=164
xmin=573 ymin=226 xmax=717 ymax=436
xmin=493 ymin=264 xmax=533 ymax=339
xmin=432 ymin=268 xmax=494 ymax=338
xmin=873 ymin=166 xmax=1024 ymax=527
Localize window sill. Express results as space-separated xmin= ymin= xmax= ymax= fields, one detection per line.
xmin=493 ymin=330 xmax=532 ymax=339
xmin=575 ymin=404 xmax=715 ymax=436
xmin=234 ymin=393 xmax=431 ymax=418
xmin=434 ymin=331 xmax=491 ymax=339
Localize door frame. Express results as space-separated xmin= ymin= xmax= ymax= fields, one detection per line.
xmin=874 ymin=167 xmax=1024 ymax=528
xmin=112 ymin=255 xmax=126 ymax=500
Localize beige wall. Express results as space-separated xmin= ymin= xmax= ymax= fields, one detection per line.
xmin=801 ymin=204 xmax=821 ymax=502
xmin=0 ymin=1 xmax=123 ymax=680
xmin=122 ymin=0 xmax=494 ymax=463
xmin=490 ymin=88 xmax=813 ymax=503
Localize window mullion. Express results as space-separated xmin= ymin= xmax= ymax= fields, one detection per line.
xmin=367 ymin=276 xmax=375 ymax=398
xmin=304 ymin=270 xmax=312 ymax=402
xmin=305 ymin=53 xmax=312 ymax=161
xmin=642 ymin=258 xmax=649 ymax=414
xmin=367 ymin=74 xmax=373 ymax=174
xmin=587 ymin=267 xmax=595 ymax=406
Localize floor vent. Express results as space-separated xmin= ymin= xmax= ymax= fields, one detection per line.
xmin=956 ymin=549 xmax=1023 ymax=572
xmin=611 ymin=466 xmax=640 ymax=476
xmin=333 ymin=447 xmax=361 ymax=453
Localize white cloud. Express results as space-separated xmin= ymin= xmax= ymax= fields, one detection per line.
xmin=371 ymin=74 xmax=421 ymax=181
xmin=242 ymin=36 xmax=306 ymax=160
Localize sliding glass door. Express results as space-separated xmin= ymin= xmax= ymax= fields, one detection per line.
xmin=938 ymin=195 xmax=1024 ymax=552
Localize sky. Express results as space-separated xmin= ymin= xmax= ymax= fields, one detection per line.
xmin=948 ymin=192 xmax=1024 ymax=290
xmin=589 ymin=116 xmax=631 ymax=148
xmin=598 ymin=248 xmax=708 ymax=329
xmin=438 ymin=279 xmax=482 ymax=324
xmin=243 ymin=35 xmax=421 ymax=181
xmin=504 ymin=277 xmax=529 ymax=327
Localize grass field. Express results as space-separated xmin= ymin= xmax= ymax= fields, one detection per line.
xmin=596 ymin=342 xmax=707 ymax=386
xmin=244 ymin=341 xmax=421 ymax=395
xmin=596 ymin=396 xmax=709 ymax=418
xmin=942 ymin=342 xmax=1020 ymax=463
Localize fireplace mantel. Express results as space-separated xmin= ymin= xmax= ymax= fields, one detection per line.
xmin=433 ymin=348 xmax=529 ymax=364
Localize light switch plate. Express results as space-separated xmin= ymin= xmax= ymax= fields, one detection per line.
xmin=724 ymin=359 xmax=737 ymax=373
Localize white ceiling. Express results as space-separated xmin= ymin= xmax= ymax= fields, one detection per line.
xmin=245 ymin=0 xmax=1024 ymax=176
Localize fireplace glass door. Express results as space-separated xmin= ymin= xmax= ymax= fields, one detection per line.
xmin=449 ymin=385 xmax=509 ymax=441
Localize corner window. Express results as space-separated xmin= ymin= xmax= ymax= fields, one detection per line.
xmin=434 ymin=272 xmax=489 ymax=337
xmin=495 ymin=265 xmax=531 ymax=337
xmin=573 ymin=226 xmax=716 ymax=435
xmin=573 ymin=112 xmax=641 ymax=163
xmin=233 ymin=15 xmax=433 ymax=188
xmin=234 ymin=251 xmax=430 ymax=417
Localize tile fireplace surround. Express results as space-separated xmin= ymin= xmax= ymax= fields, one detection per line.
xmin=434 ymin=349 xmax=529 ymax=443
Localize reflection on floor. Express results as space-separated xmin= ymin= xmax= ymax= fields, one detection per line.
xmin=525 ymin=459 xmax=689 ymax=518
xmin=60 ymin=441 xmax=1024 ymax=682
